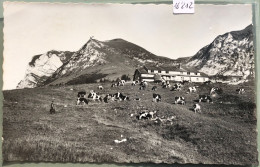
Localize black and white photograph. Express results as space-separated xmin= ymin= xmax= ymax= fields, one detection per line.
xmin=2 ymin=2 xmax=258 ymax=165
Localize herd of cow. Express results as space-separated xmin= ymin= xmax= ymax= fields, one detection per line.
xmin=55 ymin=79 xmax=246 ymax=118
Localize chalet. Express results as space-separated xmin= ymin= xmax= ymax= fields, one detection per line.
xmin=133 ymin=65 xmax=209 ymax=82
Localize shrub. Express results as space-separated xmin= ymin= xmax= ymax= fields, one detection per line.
xmin=121 ymin=74 xmax=131 ymax=81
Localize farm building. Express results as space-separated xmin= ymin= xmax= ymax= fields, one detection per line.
xmin=133 ymin=65 xmax=209 ymax=82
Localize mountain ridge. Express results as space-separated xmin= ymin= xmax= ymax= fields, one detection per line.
xmin=17 ymin=38 xmax=179 ymax=88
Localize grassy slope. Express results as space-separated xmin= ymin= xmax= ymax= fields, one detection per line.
xmin=2 ymin=82 xmax=257 ymax=165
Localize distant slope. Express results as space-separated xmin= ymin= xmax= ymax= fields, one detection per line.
xmin=186 ymin=25 xmax=254 ymax=79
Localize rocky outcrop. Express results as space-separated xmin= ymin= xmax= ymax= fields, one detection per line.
xmin=17 ymin=50 xmax=74 ymax=88
xmin=186 ymin=25 xmax=254 ymax=79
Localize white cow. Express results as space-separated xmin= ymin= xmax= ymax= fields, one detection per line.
xmin=193 ymin=104 xmax=201 ymax=113
xmin=188 ymin=86 xmax=197 ymax=93
xmin=98 ymin=85 xmax=104 ymax=90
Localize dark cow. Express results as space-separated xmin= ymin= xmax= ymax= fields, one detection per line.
xmin=171 ymin=83 xmax=182 ymax=91
xmin=120 ymin=95 xmax=130 ymax=101
xmin=174 ymin=97 xmax=185 ymax=105
xmin=104 ymin=94 xmax=115 ymax=103
xmin=199 ymin=95 xmax=213 ymax=103
xmin=50 ymin=101 xmax=55 ymax=114
xmin=132 ymin=80 xmax=139 ymax=86
xmin=139 ymin=84 xmax=146 ymax=90
xmin=78 ymin=91 xmax=86 ymax=98
xmin=140 ymin=80 xmax=148 ymax=86
xmin=236 ymin=88 xmax=245 ymax=94
xmin=153 ymin=93 xmax=161 ymax=102
xmin=152 ymin=86 xmax=157 ymax=91
xmin=77 ymin=97 xmax=88 ymax=105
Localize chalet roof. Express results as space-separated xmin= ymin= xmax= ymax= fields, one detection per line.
xmin=144 ymin=65 xmax=185 ymax=72
xmin=136 ymin=67 xmax=148 ymax=74
xmin=136 ymin=66 xmax=209 ymax=78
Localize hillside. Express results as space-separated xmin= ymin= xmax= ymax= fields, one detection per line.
xmin=3 ymin=82 xmax=257 ymax=164
xmin=185 ymin=25 xmax=254 ymax=79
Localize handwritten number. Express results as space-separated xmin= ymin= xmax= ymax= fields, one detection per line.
xmin=174 ymin=1 xmax=194 ymax=11
xmin=174 ymin=2 xmax=179 ymax=9
xmin=189 ymin=2 xmax=193 ymax=9
xmin=181 ymin=2 xmax=185 ymax=9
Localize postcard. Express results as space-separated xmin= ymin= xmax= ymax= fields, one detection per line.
xmin=2 ymin=2 xmax=257 ymax=165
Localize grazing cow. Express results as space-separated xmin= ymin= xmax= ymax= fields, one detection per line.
xmin=120 ymin=95 xmax=130 ymax=101
xmin=104 ymin=94 xmax=112 ymax=103
xmin=161 ymin=80 xmax=166 ymax=86
xmin=153 ymin=93 xmax=161 ymax=102
xmin=162 ymin=83 xmax=171 ymax=88
xmin=188 ymin=86 xmax=197 ymax=93
xmin=210 ymin=87 xmax=223 ymax=95
xmin=104 ymin=94 xmax=114 ymax=103
xmin=98 ymin=85 xmax=103 ymax=90
xmin=162 ymin=81 xmax=171 ymax=88
xmin=136 ymin=111 xmax=157 ymax=120
xmin=76 ymin=97 xmax=88 ymax=105
xmin=113 ymin=92 xmax=129 ymax=101
xmin=88 ymin=91 xmax=102 ymax=101
xmin=199 ymin=95 xmax=213 ymax=103
xmin=132 ymin=80 xmax=139 ymax=86
xmin=139 ymin=84 xmax=146 ymax=90
xmin=174 ymin=97 xmax=185 ymax=105
xmin=111 ymin=83 xmax=117 ymax=87
xmin=78 ymin=91 xmax=86 ymax=98
xmin=193 ymin=104 xmax=201 ymax=113
xmin=114 ymin=92 xmax=122 ymax=99
xmin=171 ymin=83 xmax=182 ymax=91
xmin=236 ymin=88 xmax=245 ymax=94
xmin=140 ymin=80 xmax=148 ymax=86
xmin=117 ymin=80 xmax=126 ymax=86
xmin=50 ymin=101 xmax=55 ymax=114
xmin=152 ymin=86 xmax=157 ymax=91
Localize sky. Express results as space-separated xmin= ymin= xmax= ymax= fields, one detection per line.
xmin=3 ymin=2 xmax=252 ymax=90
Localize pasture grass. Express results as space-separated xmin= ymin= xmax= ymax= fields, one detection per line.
xmin=3 ymin=81 xmax=258 ymax=165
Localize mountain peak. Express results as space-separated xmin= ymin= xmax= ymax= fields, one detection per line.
xmin=78 ymin=37 xmax=104 ymax=54
xmin=186 ymin=24 xmax=254 ymax=79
